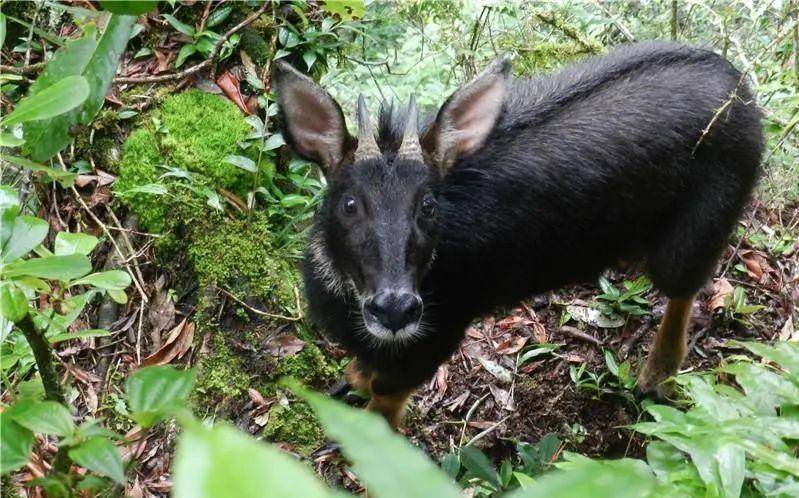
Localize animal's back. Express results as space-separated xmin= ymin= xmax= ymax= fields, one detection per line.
xmin=431 ymin=42 xmax=763 ymax=310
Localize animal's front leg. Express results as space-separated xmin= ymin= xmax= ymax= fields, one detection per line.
xmin=345 ymin=358 xmax=414 ymax=429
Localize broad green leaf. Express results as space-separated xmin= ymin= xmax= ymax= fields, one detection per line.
xmin=174 ymin=422 xmax=334 ymax=498
xmin=23 ymin=15 xmax=135 ymax=161
xmin=207 ymin=6 xmax=232 ymax=27
xmin=294 ymin=382 xmax=461 ymax=498
xmin=1 ymin=254 xmax=92 ymax=280
xmin=68 ymin=437 xmax=125 ymax=484
xmin=1 ymin=215 xmax=48 ymax=263
xmin=54 ymin=232 xmax=100 ymax=256
xmin=79 ymin=14 xmax=136 ymax=123
xmin=162 ymin=14 xmax=195 ymax=36
xmin=99 ymin=1 xmax=157 ymax=15
xmin=176 ymin=43 xmax=197 ymax=68
xmin=320 ymin=0 xmax=365 ymax=20
xmin=0 ymin=13 xmax=5 ymax=48
xmin=508 ymin=454 xmax=657 ymax=498
xmin=2 ymin=155 xmax=78 ymax=187
xmin=0 ymin=282 xmax=28 ymax=323
xmin=715 ymin=443 xmax=745 ymax=498
xmin=262 ymin=133 xmax=285 ymax=151
xmin=279 ymin=194 xmax=308 ymax=208
xmin=70 ymin=270 xmax=131 ymax=290
xmin=108 ymin=289 xmax=128 ymax=304
xmin=2 ymin=76 xmax=89 ymax=126
xmin=302 ymin=50 xmax=317 ymax=71
xmin=126 ymin=366 xmax=196 ymax=428
xmin=223 ymin=155 xmax=257 ymax=173
xmin=9 ymin=401 xmax=75 ymax=437
xmin=49 ymin=328 xmax=111 ymax=344
xmin=460 ymin=446 xmax=502 ymax=489
xmin=0 ymin=133 xmax=24 ymax=147
xmin=1 ymin=413 xmax=34 ymax=475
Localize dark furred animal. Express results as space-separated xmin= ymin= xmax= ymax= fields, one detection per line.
xmin=272 ymin=41 xmax=763 ymax=426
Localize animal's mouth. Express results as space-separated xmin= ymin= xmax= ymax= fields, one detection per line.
xmin=361 ymin=305 xmax=423 ymax=344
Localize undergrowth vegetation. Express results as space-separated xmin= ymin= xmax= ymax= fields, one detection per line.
xmin=1 ymin=0 xmax=796 ymax=497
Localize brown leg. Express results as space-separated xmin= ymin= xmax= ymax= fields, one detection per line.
xmin=637 ymin=296 xmax=694 ymax=398
xmin=345 ymin=359 xmax=413 ymax=428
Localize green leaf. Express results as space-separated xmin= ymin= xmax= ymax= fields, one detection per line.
xmin=54 ymin=232 xmax=100 ymax=256
xmin=206 ymin=6 xmax=232 ymax=27
xmin=0 ymin=282 xmax=29 ymax=323
xmin=0 ymin=133 xmax=25 ymax=147
xmin=23 ymin=15 xmax=135 ymax=161
xmin=126 ymin=366 xmax=196 ymax=428
xmin=460 ymin=446 xmax=502 ymax=489
xmin=2 ymin=254 xmax=92 ymax=280
xmin=175 ymin=43 xmax=197 ymax=68
xmin=0 ymin=13 xmax=6 ymax=48
xmin=9 ymin=401 xmax=75 ymax=437
xmin=262 ymin=133 xmax=285 ymax=151
xmin=119 ymin=183 xmax=168 ymax=196
xmin=1 ymin=413 xmax=34 ymax=475
xmin=2 ymin=155 xmax=78 ymax=187
xmin=49 ymin=328 xmax=111 ymax=344
xmin=68 ymin=437 xmax=125 ymax=484
xmin=79 ymin=15 xmax=137 ymax=124
xmin=223 ymin=155 xmax=257 ymax=173
xmin=162 ymin=14 xmax=196 ymax=37
xmin=508 ymin=455 xmax=657 ymax=498
xmin=70 ymin=270 xmax=132 ymax=291
xmin=293 ymin=382 xmax=461 ymax=498
xmin=99 ymin=1 xmax=157 ymax=15
xmin=302 ymin=50 xmax=317 ymax=71
xmin=279 ymin=194 xmax=308 ymax=208
xmin=2 ymin=76 xmax=89 ymax=126
xmin=108 ymin=289 xmax=128 ymax=304
xmin=173 ymin=422 xmax=334 ymax=498
xmin=1 ymin=215 xmax=48 ymax=263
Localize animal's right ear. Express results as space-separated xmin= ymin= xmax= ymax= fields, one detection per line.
xmin=423 ymin=57 xmax=511 ymax=172
xmin=271 ymin=61 xmax=354 ymax=172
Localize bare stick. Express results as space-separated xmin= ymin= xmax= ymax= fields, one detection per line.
xmin=115 ymin=2 xmax=268 ymax=84
xmin=217 ymin=287 xmax=302 ymax=322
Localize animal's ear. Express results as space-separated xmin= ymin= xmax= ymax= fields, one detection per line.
xmin=423 ymin=57 xmax=511 ymax=171
xmin=271 ymin=61 xmax=354 ymax=171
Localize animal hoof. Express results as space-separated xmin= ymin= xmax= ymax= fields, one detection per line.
xmin=635 ymin=374 xmax=675 ymax=401
xmin=327 ymin=378 xmax=351 ymax=398
xmin=311 ymin=441 xmax=341 ymax=459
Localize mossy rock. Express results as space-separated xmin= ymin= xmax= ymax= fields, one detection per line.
xmin=240 ymin=27 xmax=272 ymax=65
xmin=194 ymin=333 xmax=250 ymax=403
xmin=263 ymin=399 xmax=325 ymax=456
xmin=113 ymin=89 xmax=265 ymax=234
xmin=188 ymin=212 xmax=297 ymax=313
xmin=274 ymin=343 xmax=340 ymax=386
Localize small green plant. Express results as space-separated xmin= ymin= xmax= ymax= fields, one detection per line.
xmin=569 ymin=362 xmax=609 ymax=397
xmin=163 ymin=7 xmax=238 ymax=68
xmin=723 ymin=286 xmax=765 ymax=326
xmin=569 ymin=351 xmax=636 ymax=400
xmin=594 ymin=275 xmax=652 ymax=317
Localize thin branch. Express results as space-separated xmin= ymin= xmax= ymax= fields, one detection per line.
xmin=217 ymin=287 xmax=302 ymax=322
xmin=0 ymin=62 xmax=46 ymax=75
xmin=114 ymin=2 xmax=269 ymax=84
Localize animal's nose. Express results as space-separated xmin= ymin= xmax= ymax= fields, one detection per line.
xmin=364 ymin=291 xmax=423 ymax=333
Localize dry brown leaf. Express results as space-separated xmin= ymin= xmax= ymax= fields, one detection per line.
xmin=147 ymin=276 xmax=176 ymax=348
xmin=248 ymin=388 xmax=268 ymax=407
xmin=779 ymin=316 xmax=796 ymax=341
xmin=264 ymin=333 xmax=305 ymax=357
xmin=445 ymin=391 xmax=470 ymax=412
xmin=434 ymin=365 xmax=448 ymax=396
xmin=216 ymin=70 xmax=251 ymax=115
xmin=708 ymin=278 xmax=734 ymax=311
xmin=468 ymin=420 xmax=495 ymax=429
xmin=531 ymin=320 xmax=548 ymax=343
xmin=495 ymin=336 xmax=528 ymax=355
xmin=465 ymin=327 xmax=483 ymax=339
xmin=142 ymin=319 xmax=195 ymax=366
xmin=739 ymin=250 xmax=765 ymax=281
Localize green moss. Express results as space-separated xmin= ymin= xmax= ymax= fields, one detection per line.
xmin=240 ymin=27 xmax=272 ymax=65
xmin=158 ymin=90 xmax=253 ymax=190
xmin=274 ymin=343 xmax=339 ymax=386
xmin=263 ymin=399 xmax=324 ymax=456
xmin=514 ymin=42 xmax=589 ymax=75
xmin=114 ymin=129 xmax=168 ymax=232
xmin=188 ymin=212 xmax=297 ymax=313
xmin=195 ymin=333 xmax=249 ymax=401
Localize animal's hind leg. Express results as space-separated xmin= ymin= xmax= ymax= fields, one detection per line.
xmin=636 ymin=295 xmax=694 ymax=398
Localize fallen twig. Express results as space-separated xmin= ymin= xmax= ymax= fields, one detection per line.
xmin=557 ymin=325 xmax=603 ymax=347
xmin=217 ymin=287 xmax=302 ymax=322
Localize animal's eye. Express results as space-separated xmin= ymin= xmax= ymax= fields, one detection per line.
xmin=420 ymin=195 xmax=437 ymax=218
xmin=341 ymin=195 xmax=358 ymax=216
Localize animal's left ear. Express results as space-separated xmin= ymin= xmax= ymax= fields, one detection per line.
xmin=271 ymin=61 xmax=354 ymax=172
xmin=423 ymin=57 xmax=511 ymax=172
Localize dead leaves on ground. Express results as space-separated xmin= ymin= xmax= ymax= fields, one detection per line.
xmin=141 ymin=319 xmax=195 ymax=366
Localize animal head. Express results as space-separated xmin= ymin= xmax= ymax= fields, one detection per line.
xmin=272 ymin=58 xmax=510 ymax=344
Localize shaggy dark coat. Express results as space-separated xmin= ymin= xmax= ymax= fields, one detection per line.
xmin=304 ymin=42 xmax=763 ymax=394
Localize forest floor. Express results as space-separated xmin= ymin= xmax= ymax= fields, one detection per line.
xmin=3 ymin=4 xmax=797 ymax=495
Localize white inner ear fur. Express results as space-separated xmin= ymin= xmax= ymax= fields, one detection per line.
xmin=448 ymin=81 xmax=505 ymax=155
xmin=283 ymin=84 xmax=346 ymax=168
